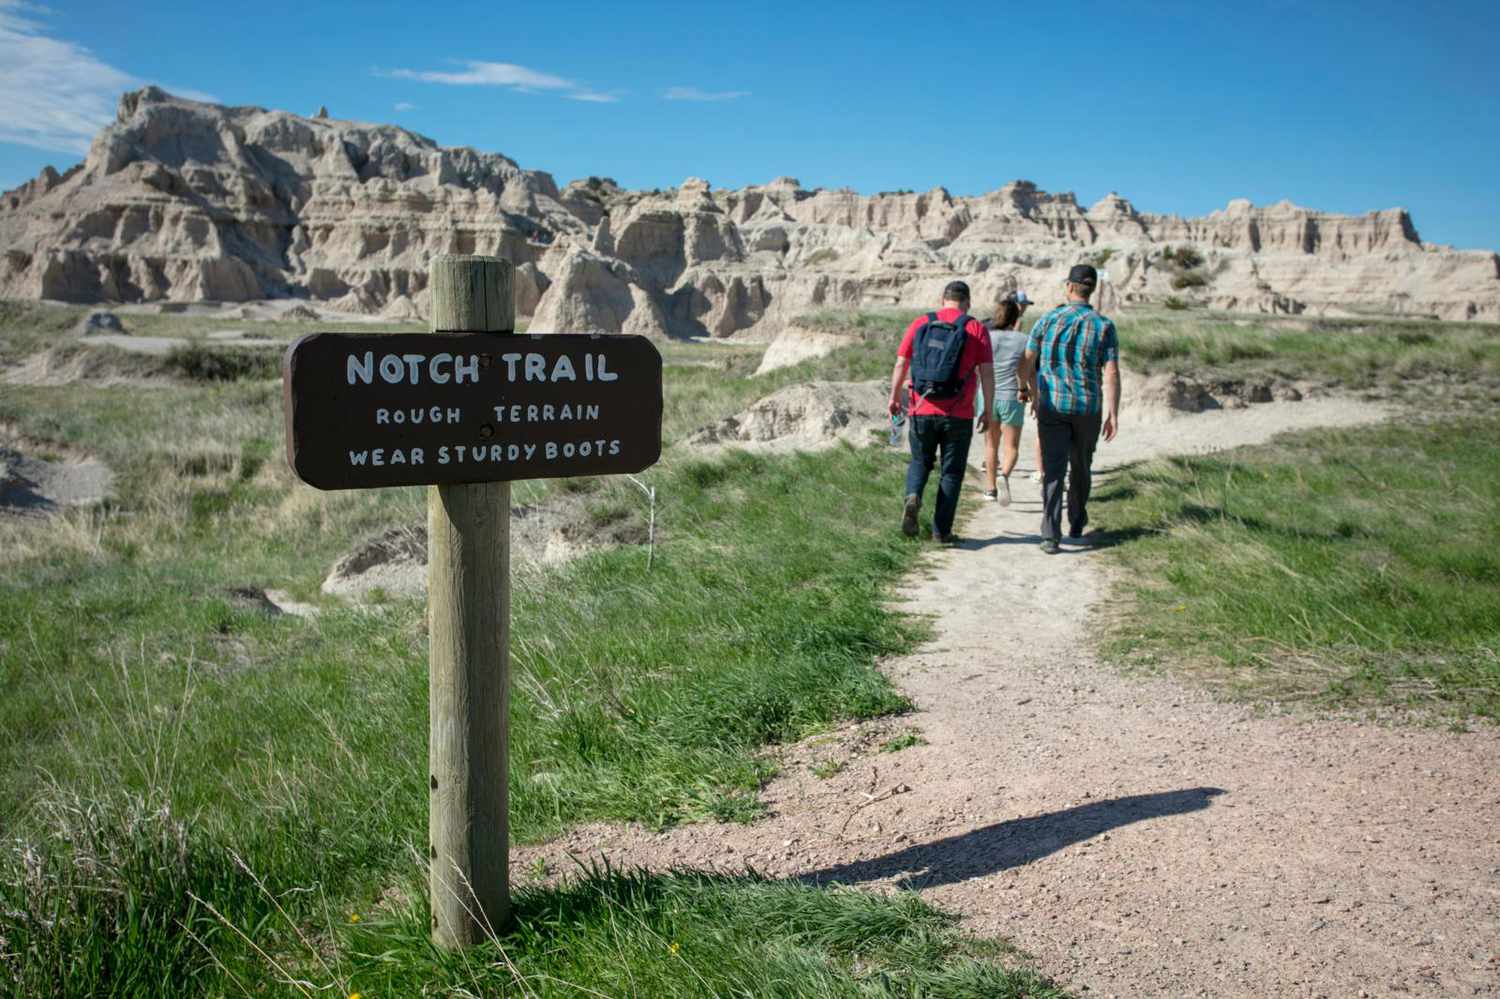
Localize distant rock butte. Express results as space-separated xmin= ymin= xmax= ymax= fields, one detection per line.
xmin=3 ymin=87 xmax=1496 ymax=329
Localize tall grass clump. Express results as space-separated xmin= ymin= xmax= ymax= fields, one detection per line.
xmin=162 ymin=344 xmax=280 ymax=382
xmin=1096 ymin=417 xmax=1500 ymax=717
xmin=332 ymin=866 xmax=1064 ymax=997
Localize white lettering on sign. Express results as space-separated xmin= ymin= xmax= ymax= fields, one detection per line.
xmin=524 ymin=354 xmax=546 ymax=382
xmin=347 ymin=352 xmax=481 ymax=386
xmin=347 ymin=447 xmax=427 ymax=466
xmin=490 ymin=403 xmax=601 ymax=423
xmin=375 ymin=407 xmax=463 ymax=425
xmin=496 ymin=352 xmax=619 ymax=384
xmin=586 ymin=354 xmax=619 ymax=382
xmin=364 ymin=439 xmax=625 ymax=468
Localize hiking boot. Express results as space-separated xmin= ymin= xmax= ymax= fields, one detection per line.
xmin=901 ymin=495 xmax=920 ymax=537
xmin=982 ymin=489 xmax=998 ymax=502
xmin=932 ymin=531 xmax=959 ymax=545
xmin=999 ymin=476 xmax=1012 ymax=507
xmin=1040 ymin=538 xmax=1061 ymax=555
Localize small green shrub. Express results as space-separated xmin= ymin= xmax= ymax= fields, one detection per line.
xmin=810 ymin=758 xmax=845 ymax=779
xmin=1172 ymin=246 xmax=1204 ymax=270
xmin=1163 ymin=296 xmax=1189 ymax=311
xmin=163 ymin=345 xmax=279 ymax=382
xmin=879 ymin=728 xmax=926 ymax=753
xmin=1171 ymin=271 xmax=1209 ymax=290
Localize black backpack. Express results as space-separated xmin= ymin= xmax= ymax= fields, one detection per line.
xmin=910 ymin=312 xmax=970 ymax=401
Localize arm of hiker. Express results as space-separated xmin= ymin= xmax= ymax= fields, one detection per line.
xmin=1019 ymin=350 xmax=1040 ymax=417
xmin=1102 ymin=359 xmax=1120 ymax=442
xmin=976 ymin=364 xmax=995 ymax=433
xmin=888 ymin=356 xmax=910 ymax=416
xmin=1101 ymin=323 xmax=1120 ymax=441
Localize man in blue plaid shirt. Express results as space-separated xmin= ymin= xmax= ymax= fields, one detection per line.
xmin=1018 ymin=264 xmax=1121 ymax=554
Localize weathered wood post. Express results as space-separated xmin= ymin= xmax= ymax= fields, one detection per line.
xmin=427 ymin=254 xmax=512 ymax=946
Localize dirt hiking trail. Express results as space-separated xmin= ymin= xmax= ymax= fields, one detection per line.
xmin=518 ymin=397 xmax=1500 ymax=998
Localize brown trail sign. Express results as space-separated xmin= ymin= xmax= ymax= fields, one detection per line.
xmin=283 ymin=332 xmax=663 ymax=489
xmin=281 ymin=255 xmax=663 ymax=948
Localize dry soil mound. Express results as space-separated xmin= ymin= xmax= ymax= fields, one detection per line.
xmin=752 ymin=326 xmax=859 ymax=376
xmin=1123 ymin=369 xmax=1322 ymax=424
xmin=321 ymin=495 xmax=650 ymax=602
xmin=0 ymin=444 xmax=114 ymax=515
xmin=688 ymin=380 xmax=888 ymax=451
xmin=321 ymin=525 xmax=427 ymax=601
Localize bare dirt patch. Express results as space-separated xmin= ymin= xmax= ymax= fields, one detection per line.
xmin=516 ymin=395 xmax=1500 ymax=998
xmin=321 ymin=490 xmax=649 ymax=602
xmin=0 ymin=438 xmax=114 ymax=516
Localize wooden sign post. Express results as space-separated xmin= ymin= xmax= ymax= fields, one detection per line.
xmin=282 ymin=255 xmax=663 ymax=948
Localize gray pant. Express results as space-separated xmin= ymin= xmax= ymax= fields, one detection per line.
xmin=1037 ymin=408 xmax=1102 ymax=541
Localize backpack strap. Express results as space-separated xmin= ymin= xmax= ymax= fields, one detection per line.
xmin=950 ymin=314 xmax=975 ymax=390
xmin=911 ymin=313 xmax=941 ymax=406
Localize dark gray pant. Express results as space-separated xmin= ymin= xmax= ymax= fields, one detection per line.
xmin=1037 ymin=407 xmax=1102 ymax=541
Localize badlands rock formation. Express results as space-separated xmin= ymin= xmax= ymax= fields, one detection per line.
xmin=3 ymin=88 xmax=1497 ymax=329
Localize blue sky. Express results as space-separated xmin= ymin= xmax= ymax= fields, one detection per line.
xmin=3 ymin=0 xmax=1498 ymax=250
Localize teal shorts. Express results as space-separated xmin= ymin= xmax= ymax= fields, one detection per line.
xmin=993 ymin=399 xmax=1026 ymax=427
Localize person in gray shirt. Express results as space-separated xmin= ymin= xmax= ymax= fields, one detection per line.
xmin=976 ymin=291 xmax=1034 ymax=505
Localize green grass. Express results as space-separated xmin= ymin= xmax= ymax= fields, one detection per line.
xmin=3 ymin=815 xmax=1059 ymax=996
xmin=1119 ymin=312 xmax=1500 ymax=396
xmin=335 ymin=867 xmax=1062 ymax=997
xmin=0 ymin=299 xmax=81 ymax=361
xmin=790 ymin=308 xmax=915 ymax=336
xmin=1095 ymin=417 xmax=1500 ymax=718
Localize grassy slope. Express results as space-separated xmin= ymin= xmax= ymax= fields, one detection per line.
xmin=0 ymin=313 xmax=1060 ymax=994
xmin=1120 ymin=310 xmax=1500 ymax=400
xmin=1093 ymin=417 xmax=1500 ymax=719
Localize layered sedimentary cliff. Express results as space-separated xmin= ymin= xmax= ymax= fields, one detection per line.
xmin=3 ymin=88 xmax=1496 ymax=331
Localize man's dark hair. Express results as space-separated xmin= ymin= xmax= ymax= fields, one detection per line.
xmin=941 ymin=280 xmax=971 ymax=306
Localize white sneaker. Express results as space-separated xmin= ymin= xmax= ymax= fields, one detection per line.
xmin=999 ymin=476 xmax=1012 ymax=507
xmin=1030 ymin=470 xmax=1042 ymax=483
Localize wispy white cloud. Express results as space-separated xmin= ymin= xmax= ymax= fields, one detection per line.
xmin=663 ymin=86 xmax=750 ymax=102
xmin=393 ymin=101 xmax=418 ymax=112
xmin=381 ymin=59 xmax=619 ymax=103
xmin=0 ymin=1 xmax=215 ymax=154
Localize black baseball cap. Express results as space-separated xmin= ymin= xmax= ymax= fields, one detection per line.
xmin=942 ymin=280 xmax=971 ymax=301
xmin=1067 ymin=264 xmax=1098 ymax=288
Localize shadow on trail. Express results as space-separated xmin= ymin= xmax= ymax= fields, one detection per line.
xmin=800 ymin=787 xmax=1226 ymax=891
xmin=953 ymin=526 xmax=1156 ymax=552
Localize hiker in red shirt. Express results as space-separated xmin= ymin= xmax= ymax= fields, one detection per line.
xmin=886 ymin=280 xmax=995 ymax=543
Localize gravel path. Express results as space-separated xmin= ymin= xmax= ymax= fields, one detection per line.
xmin=518 ymin=397 xmax=1500 ymax=997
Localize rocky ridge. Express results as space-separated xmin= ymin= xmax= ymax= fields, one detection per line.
xmin=3 ymin=88 xmax=1497 ymax=331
